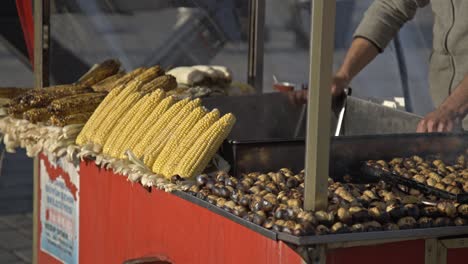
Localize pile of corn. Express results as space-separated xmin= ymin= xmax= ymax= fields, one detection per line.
xmin=0 ymin=59 xmax=237 ymax=192
xmin=75 ymin=71 xmax=236 ymax=181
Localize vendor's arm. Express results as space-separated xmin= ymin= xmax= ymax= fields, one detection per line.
xmin=417 ymin=76 xmax=468 ymax=133
xmin=333 ymin=0 xmax=430 ymax=95
xmin=291 ymin=0 xmax=429 ymax=104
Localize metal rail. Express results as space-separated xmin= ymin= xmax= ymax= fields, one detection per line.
xmin=33 ymin=0 xmax=50 ymax=263
xmin=247 ymin=0 xmax=265 ymax=93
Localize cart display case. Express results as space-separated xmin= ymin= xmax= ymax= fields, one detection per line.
xmin=25 ymin=0 xmax=468 ymax=263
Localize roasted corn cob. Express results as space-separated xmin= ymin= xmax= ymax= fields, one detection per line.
xmin=140 ymin=75 xmax=177 ymax=94
xmin=152 ymin=106 xmax=207 ymax=176
xmin=173 ymin=113 xmax=236 ymax=178
xmin=91 ymin=72 xmax=125 ymax=92
xmin=48 ymin=93 xmax=106 ymax=115
xmin=119 ymin=96 xmax=175 ymax=158
xmin=109 ymin=67 xmax=147 ymax=91
xmin=159 ymin=109 xmax=220 ymax=177
xmin=49 ymin=112 xmax=93 ymax=127
xmin=77 ymin=59 xmax=121 ymax=87
xmin=76 ymin=87 xmax=124 ymax=145
xmin=0 ymin=87 xmax=29 ymax=99
xmin=103 ymin=89 xmax=165 ymax=156
xmin=80 ymin=80 xmax=143 ymax=145
xmin=23 ymin=108 xmax=51 ymax=123
xmin=131 ymin=98 xmax=191 ymax=158
xmin=8 ymin=85 xmax=92 ymax=117
xmin=92 ymin=92 xmax=141 ymax=146
xmin=141 ymin=98 xmax=202 ymax=166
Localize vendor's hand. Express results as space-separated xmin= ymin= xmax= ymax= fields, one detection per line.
xmin=288 ymin=74 xmax=350 ymax=105
xmin=416 ymin=108 xmax=457 ymax=133
xmin=331 ymin=73 xmax=350 ymax=97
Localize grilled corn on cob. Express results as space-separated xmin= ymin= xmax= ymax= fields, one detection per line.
xmin=77 ymin=59 xmax=121 ymax=87
xmin=131 ymin=98 xmax=191 ymax=158
xmin=48 ymin=93 xmax=106 ymax=115
xmin=76 ymin=87 xmax=123 ymax=145
xmin=23 ymin=108 xmax=51 ymax=123
xmin=119 ymin=96 xmax=175 ymax=158
xmin=140 ymin=75 xmax=177 ymax=93
xmin=159 ymin=109 xmax=220 ymax=177
xmin=91 ymin=72 xmax=125 ymax=92
xmin=103 ymin=89 xmax=165 ymax=156
xmin=141 ymin=98 xmax=202 ymax=166
xmin=173 ymin=113 xmax=236 ymax=178
xmin=0 ymin=87 xmax=29 ymax=99
xmin=49 ymin=112 xmax=93 ymax=127
xmin=92 ymin=92 xmax=141 ymax=146
xmin=152 ymin=106 xmax=207 ymax=176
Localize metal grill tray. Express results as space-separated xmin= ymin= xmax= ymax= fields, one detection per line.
xmin=362 ymin=164 xmax=468 ymax=203
xmin=173 ymin=189 xmax=468 ymax=246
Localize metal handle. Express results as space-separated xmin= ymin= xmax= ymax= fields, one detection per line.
xmin=334 ymin=87 xmax=352 ymax=137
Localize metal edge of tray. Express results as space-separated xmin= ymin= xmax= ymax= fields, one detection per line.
xmin=172 ymin=190 xmax=278 ymax=240
xmin=278 ymin=226 xmax=468 ymax=246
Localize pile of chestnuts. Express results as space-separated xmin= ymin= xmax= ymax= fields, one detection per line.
xmin=176 ymin=167 xmax=468 ymax=236
xmin=367 ymin=151 xmax=468 ymax=195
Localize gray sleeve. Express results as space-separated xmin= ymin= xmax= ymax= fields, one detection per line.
xmin=353 ymin=0 xmax=430 ymax=52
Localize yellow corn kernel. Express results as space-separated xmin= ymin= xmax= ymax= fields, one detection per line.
xmin=162 ymin=109 xmax=220 ymax=177
xmin=135 ymin=98 xmax=201 ymax=161
xmin=173 ymin=113 xmax=236 ymax=178
xmin=119 ymin=96 xmax=175 ymax=159
xmin=103 ymin=90 xmax=165 ymax=156
xmin=142 ymin=99 xmax=202 ymax=166
xmin=92 ymin=92 xmax=141 ymax=146
xmin=76 ymin=86 xmax=123 ymax=145
xmin=151 ymin=106 xmax=207 ymax=175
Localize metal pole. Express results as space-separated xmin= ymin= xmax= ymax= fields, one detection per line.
xmin=247 ymin=0 xmax=265 ymax=93
xmin=33 ymin=0 xmax=50 ymax=263
xmin=304 ymin=0 xmax=336 ymax=211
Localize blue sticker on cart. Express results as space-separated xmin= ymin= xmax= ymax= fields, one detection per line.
xmin=40 ymin=156 xmax=80 ymax=264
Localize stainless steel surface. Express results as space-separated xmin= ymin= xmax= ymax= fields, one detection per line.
xmin=202 ymin=93 xmax=338 ymax=141
xmin=304 ymin=0 xmax=335 ymax=211
xmin=344 ymin=96 xmax=423 ymax=135
xmin=247 ymin=0 xmax=265 ymax=92
xmin=224 ymin=133 xmax=467 ymax=182
xmin=279 ymin=226 xmax=468 ymax=246
xmin=334 ymin=88 xmax=351 ymax=137
xmin=335 ymin=106 xmax=345 ymax=136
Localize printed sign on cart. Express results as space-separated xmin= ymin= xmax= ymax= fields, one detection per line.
xmin=40 ymin=155 xmax=79 ymax=264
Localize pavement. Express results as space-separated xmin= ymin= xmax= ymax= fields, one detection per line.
xmin=0 ymin=213 xmax=33 ymax=263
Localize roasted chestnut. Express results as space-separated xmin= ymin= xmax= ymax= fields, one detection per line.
xmin=454 ymin=217 xmax=467 ymax=226
xmin=437 ymin=202 xmax=457 ymax=218
xmin=386 ymin=204 xmax=406 ymax=220
xmin=383 ymin=223 xmax=399 ymax=231
xmin=337 ymin=207 xmax=352 ymax=224
xmin=349 ymin=206 xmax=369 ymax=222
xmin=331 ymin=222 xmax=350 ymax=234
xmin=350 ymin=223 xmax=366 ymax=232
xmin=252 ymin=213 xmax=266 ymax=226
xmin=315 ymin=211 xmax=334 ymax=226
xmin=404 ymin=204 xmax=420 ymax=219
xmin=433 ymin=217 xmax=453 ymax=227
xmin=315 ymin=225 xmax=330 ymax=235
xmin=369 ymin=207 xmax=390 ymax=224
xmin=364 ymin=221 xmax=382 ymax=232
xmin=397 ymin=216 xmax=417 ymax=229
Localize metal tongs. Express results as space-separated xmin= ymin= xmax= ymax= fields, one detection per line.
xmin=333 ymin=87 xmax=352 ymax=136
